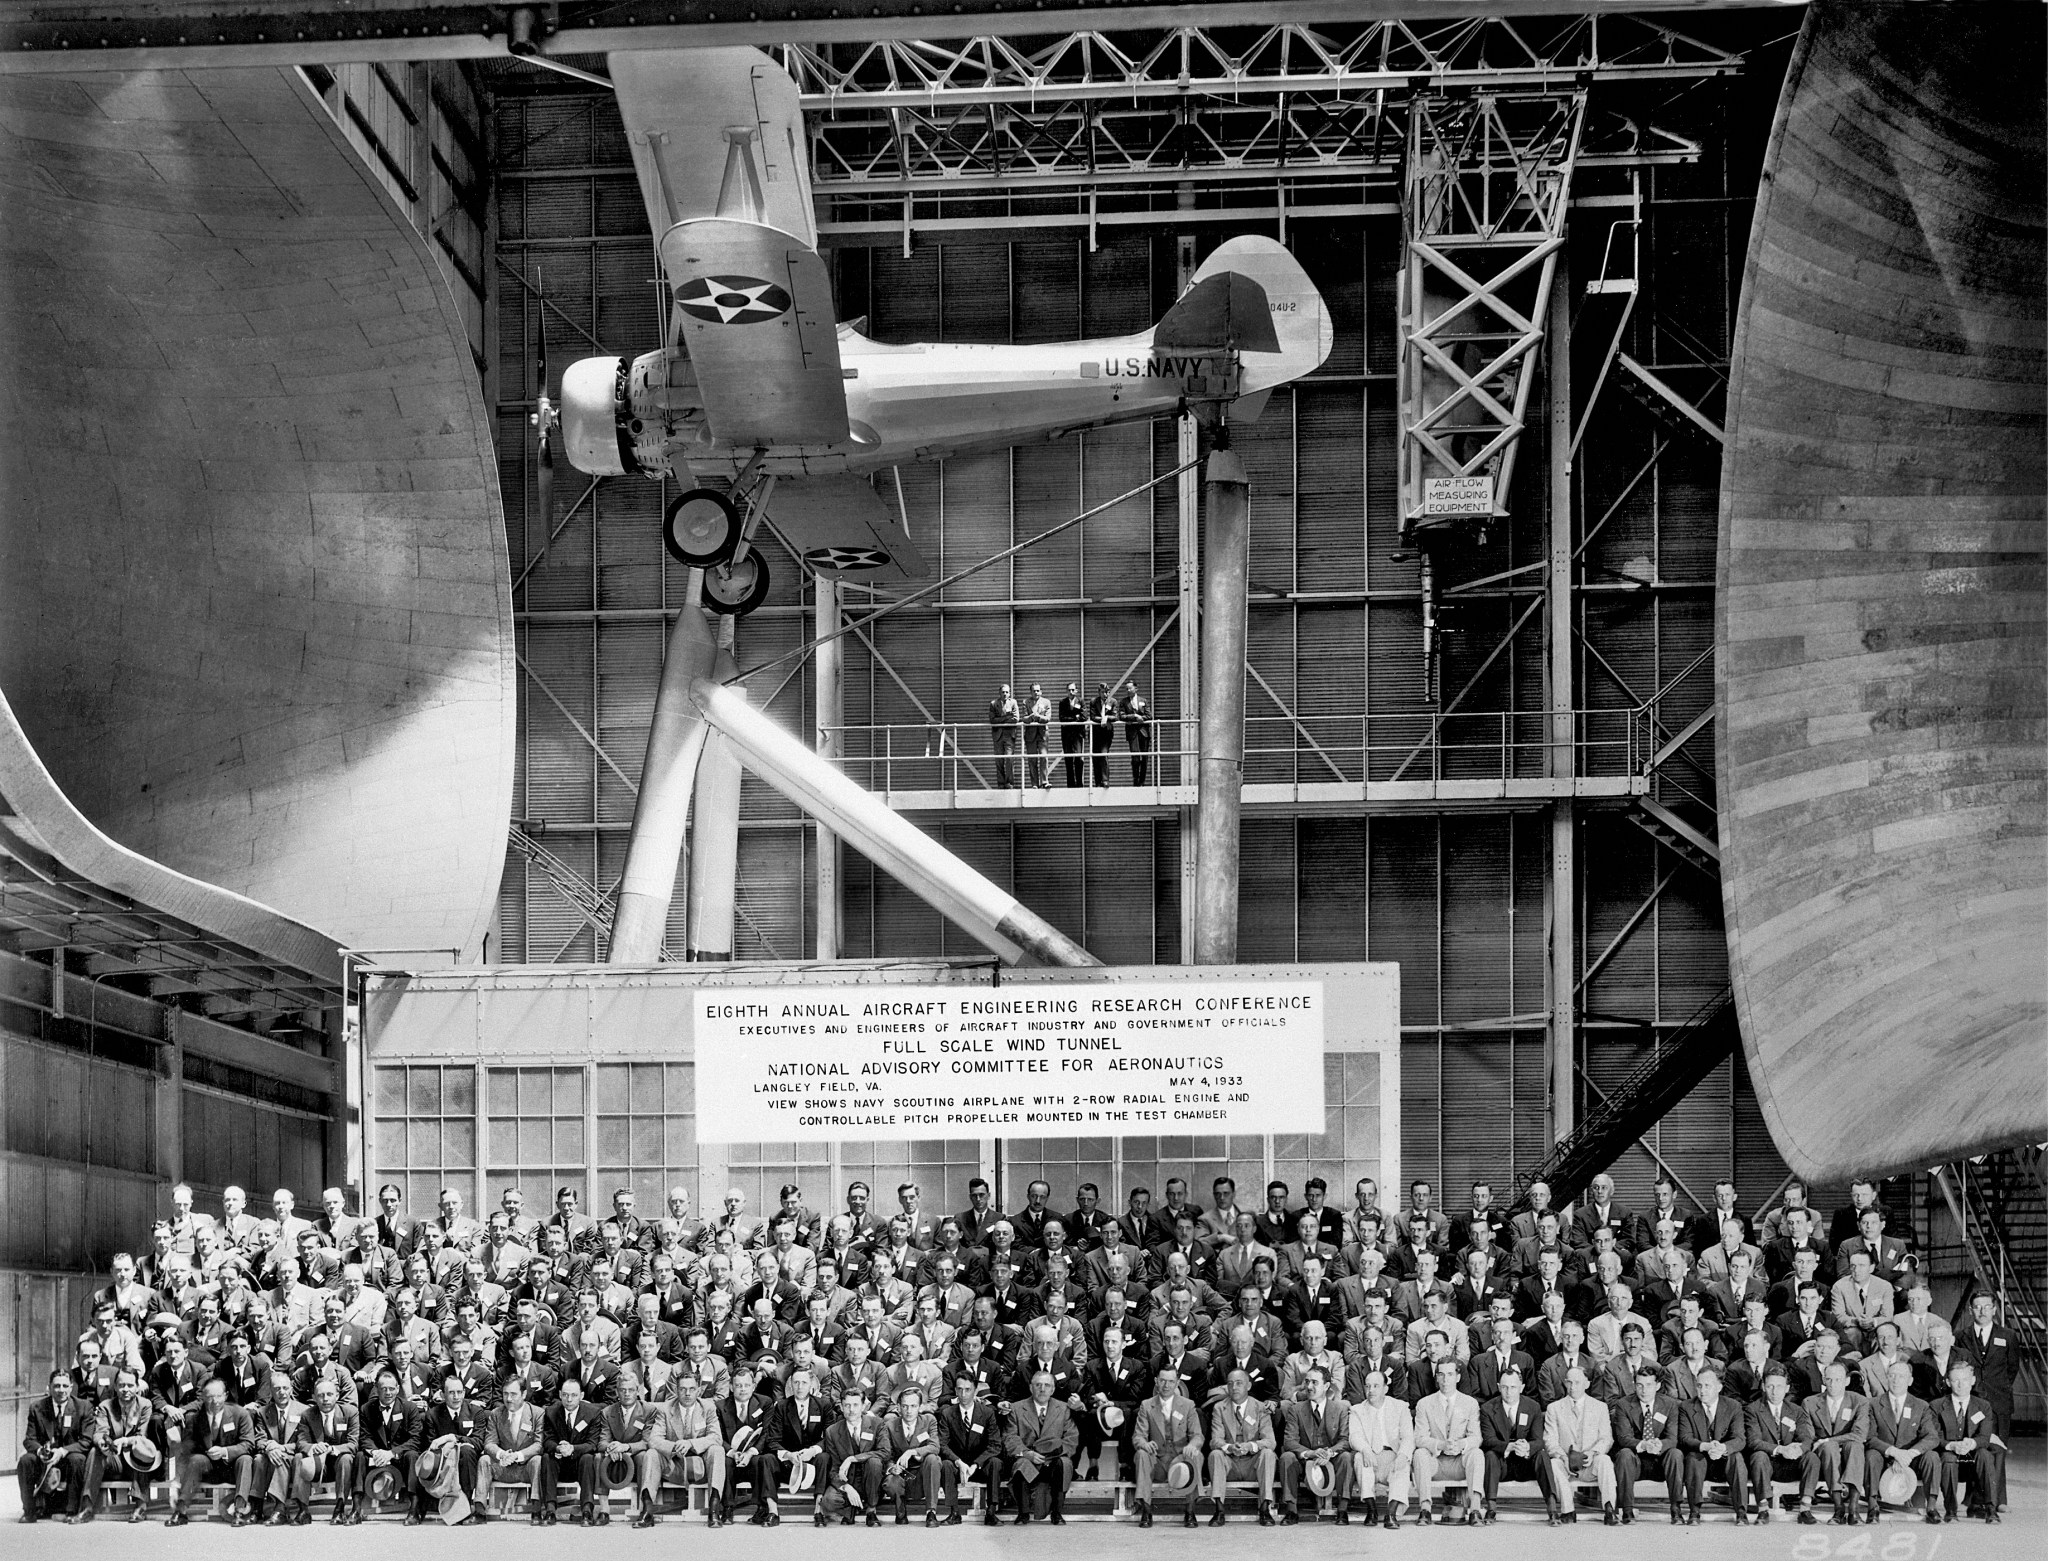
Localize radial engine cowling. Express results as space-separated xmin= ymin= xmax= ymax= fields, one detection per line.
xmin=560 ymin=354 xmax=633 ymax=475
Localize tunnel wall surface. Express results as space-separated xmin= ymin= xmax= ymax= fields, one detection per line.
xmin=1716 ymin=1 xmax=2047 ymax=1182
xmin=0 ymin=68 xmax=513 ymax=958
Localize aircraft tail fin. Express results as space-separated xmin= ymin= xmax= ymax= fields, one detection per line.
xmin=1161 ymin=235 xmax=1334 ymax=393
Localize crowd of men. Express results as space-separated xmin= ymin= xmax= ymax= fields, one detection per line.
xmin=17 ymin=1169 xmax=2017 ymax=1531
xmin=988 ymin=681 xmax=1151 ymax=790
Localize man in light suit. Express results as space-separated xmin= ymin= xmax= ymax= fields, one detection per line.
xmin=1132 ymin=1366 xmax=1204 ymax=1528
xmin=481 ymin=1375 xmax=544 ymax=1517
xmin=1802 ymin=1358 xmax=1871 ymax=1524
xmin=1277 ymin=1364 xmax=1350 ymax=1523
xmin=1410 ymin=1357 xmax=1483 ymax=1524
xmin=1863 ymin=1359 xmax=1938 ymax=1526
xmin=1215 ymin=1213 xmax=1277 ymax=1295
xmin=652 ymin=1371 xmax=728 ymax=1525
xmin=1695 ymin=1219 xmax=1766 ymax=1285
xmin=1543 ymin=1365 xmax=1617 ymax=1524
xmin=1001 ymin=1369 xmax=1077 ymax=1523
xmin=1205 ymin=1368 xmax=1276 ymax=1524
xmin=1347 ymin=1365 xmax=1412 ymax=1527
xmin=1677 ymin=1362 xmax=1747 ymax=1524
xmin=1829 ymin=1250 xmax=1895 ymax=1354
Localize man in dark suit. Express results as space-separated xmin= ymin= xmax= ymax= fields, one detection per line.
xmin=1278 ymin=1255 xmax=1346 ymax=1347
xmin=409 ymin=1374 xmax=487 ymax=1525
xmin=1466 ymin=1299 xmax=1536 ymax=1404
xmin=1478 ymin=1366 xmax=1555 ymax=1522
xmin=293 ymin=1377 xmax=361 ymax=1525
xmin=761 ymin=1366 xmax=831 ymax=1523
xmin=1743 ymin=1368 xmax=1813 ymax=1522
xmin=167 ymin=1377 xmax=255 ymax=1524
xmin=1928 ymin=1359 xmax=2005 ymax=1523
xmin=1079 ymin=1327 xmax=1147 ymax=1480
xmin=937 ymin=1372 xmax=1005 ymax=1524
xmin=357 ymin=1371 xmax=420 ymax=1513
xmin=1151 ymin=1214 xmax=1219 ymax=1288
xmin=372 ymin=1184 xmax=421 ymax=1260
xmin=1862 ymin=1359 xmax=1938 ymax=1527
xmin=1952 ymin=1293 xmax=2016 ymax=1437
xmin=1276 ymin=1365 xmax=1349 ymax=1523
xmin=1612 ymin=1360 xmax=1683 ymax=1524
xmin=1002 ymin=1368 xmax=1078 ymax=1522
xmin=1150 ymin=1321 xmax=1211 ymax=1407
xmin=538 ymin=1374 xmax=602 ymax=1525
xmin=19 ymin=1369 xmax=94 ymax=1523
xmin=1676 ymin=1364 xmax=1747 ymax=1524
xmin=1802 ymin=1359 xmax=1872 ymax=1524
xmin=1827 ymin=1182 xmax=1888 ymax=1251
xmin=718 ymin=1364 xmax=776 ymax=1524
xmin=1571 ymin=1175 xmax=1634 ymax=1258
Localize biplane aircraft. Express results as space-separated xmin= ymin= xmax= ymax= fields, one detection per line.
xmin=546 ymin=47 xmax=1335 ymax=614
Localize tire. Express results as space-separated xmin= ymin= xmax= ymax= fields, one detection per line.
xmin=662 ymin=488 xmax=741 ymax=567
xmin=702 ymin=551 xmax=771 ymax=616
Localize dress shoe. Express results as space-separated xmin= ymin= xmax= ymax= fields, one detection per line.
xmin=1048 ymin=1510 xmax=1066 ymax=1525
xmin=1463 ymin=1507 xmax=1482 ymax=1525
xmin=529 ymin=1507 xmax=545 ymax=1526
xmin=129 ymin=1505 xmax=149 ymax=1525
xmin=1758 ymin=1507 xmax=1774 ymax=1523
xmin=165 ymin=1511 xmax=189 ymax=1526
xmin=983 ymin=1508 xmax=1001 ymax=1526
xmin=1417 ymin=1506 xmax=1434 ymax=1524
xmin=1258 ymin=1502 xmax=1275 ymax=1526
xmin=1281 ymin=1507 xmax=1299 ymax=1525
xmin=1334 ymin=1507 xmax=1349 ymax=1525
xmin=1208 ymin=1506 xmax=1226 ymax=1527
xmin=766 ymin=1510 xmax=782 ymax=1526
xmin=1486 ymin=1504 xmax=1500 ymax=1524
xmin=1621 ymin=1510 xmax=1635 ymax=1524
xmin=895 ymin=1510 xmax=910 ymax=1524
xmin=1362 ymin=1499 xmax=1379 ymax=1524
xmin=867 ymin=1511 xmax=882 ymax=1526
xmin=1381 ymin=1513 xmax=1399 ymax=1530
xmin=595 ymin=1508 xmax=611 ymax=1526
xmin=1548 ymin=1513 xmax=1564 ymax=1527
xmin=1604 ymin=1505 xmax=1619 ymax=1526
xmin=232 ymin=1512 xmax=252 ymax=1528
xmin=813 ymin=1511 xmax=830 ymax=1527
xmin=1925 ymin=1510 xmax=1943 ymax=1524
xmin=633 ymin=1511 xmax=656 ymax=1529
xmin=925 ymin=1510 xmax=939 ymax=1527
xmin=1013 ymin=1510 xmax=1030 ymax=1525
xmin=1797 ymin=1508 xmax=1818 ymax=1524
xmin=1138 ymin=1504 xmax=1153 ymax=1529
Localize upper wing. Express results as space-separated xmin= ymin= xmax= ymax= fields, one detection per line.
xmin=658 ymin=218 xmax=848 ymax=447
xmin=610 ymin=48 xmax=815 ymax=246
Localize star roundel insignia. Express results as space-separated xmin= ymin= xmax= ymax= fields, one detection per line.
xmin=805 ymin=545 xmax=893 ymax=572
xmin=677 ymin=274 xmax=793 ymax=325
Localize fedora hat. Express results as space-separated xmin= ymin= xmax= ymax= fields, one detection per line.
xmin=1098 ymin=1405 xmax=1125 ymax=1431
xmin=413 ymin=1448 xmax=443 ymax=1485
xmin=1305 ymin=1459 xmax=1336 ymax=1498
xmin=366 ymin=1466 xmax=403 ymax=1505
xmin=1877 ymin=1463 xmax=1919 ymax=1508
xmin=1165 ymin=1460 xmax=1193 ymax=1492
xmin=603 ymin=1449 xmax=637 ymax=1490
xmin=788 ymin=1460 xmax=818 ymax=1493
xmin=121 ymin=1440 xmax=163 ymax=1475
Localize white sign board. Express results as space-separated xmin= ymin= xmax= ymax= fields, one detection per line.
xmin=1422 ymin=474 xmax=1494 ymax=516
xmin=694 ymin=979 xmax=1327 ymax=1142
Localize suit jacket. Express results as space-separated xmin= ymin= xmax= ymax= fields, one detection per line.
xmin=1150 ymin=1241 xmax=1218 ymax=1286
xmin=358 ymin=1398 xmax=419 ymax=1454
xmin=1570 ymin=1204 xmax=1634 ymax=1253
xmin=1803 ymin=1391 xmax=1872 ymax=1448
xmin=1465 ymin=1346 xmax=1536 ymax=1404
xmin=1279 ymin=1393 xmax=1347 ymax=1453
xmin=601 ymin=1400 xmax=661 ymax=1452
xmin=1208 ymin=1395 xmax=1275 ymax=1455
xmin=1133 ymin=1393 xmax=1202 ymax=1458
xmin=418 ymin=1401 xmax=487 ymax=1453
xmin=1613 ymin=1390 xmax=1682 ymax=1451
xmin=1342 ymin=1353 xmax=1408 ymax=1407
xmin=1743 ymin=1398 xmax=1813 ymax=1459
xmin=1347 ymin=1394 xmax=1413 ymax=1461
xmin=24 ymin=1397 xmax=94 ymax=1457
xmin=485 ymin=1402 xmax=543 ymax=1460
xmin=1926 ymin=1392 xmax=1996 ymax=1451
xmin=186 ymin=1402 xmax=257 ymax=1461
xmin=1542 ymin=1394 xmax=1614 ymax=1460
xmin=1413 ymin=1390 xmax=1481 ymax=1453
xmin=1694 ymin=1242 xmax=1765 ymax=1284
xmin=540 ymin=1401 xmax=601 ymax=1458
xmin=1001 ymin=1398 xmax=1078 ymax=1466
xmin=1083 ymin=1355 xmax=1149 ymax=1412
xmin=936 ymin=1396 xmax=1001 ymax=1462
xmin=1953 ymin=1322 xmax=2015 ymax=1402
xmin=1866 ymin=1392 xmax=1936 ymax=1457
xmin=291 ymin=1401 xmax=361 ymax=1456
xmin=1828 ymin=1275 xmax=1896 ymax=1331
xmin=1677 ymin=1395 xmax=1745 ymax=1456
xmin=880 ymin=1409 xmax=941 ymax=1465
xmin=718 ymin=1393 xmax=773 ymax=1458
xmin=765 ymin=1393 xmax=831 ymax=1455
xmin=1478 ymin=1393 xmax=1547 ymax=1457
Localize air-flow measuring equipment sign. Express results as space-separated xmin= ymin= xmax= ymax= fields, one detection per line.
xmin=694 ymin=980 xmax=1325 ymax=1141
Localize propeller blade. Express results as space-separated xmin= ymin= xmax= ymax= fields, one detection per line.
xmin=537 ymin=434 xmax=555 ymax=526
xmin=533 ymin=267 xmax=549 ymax=404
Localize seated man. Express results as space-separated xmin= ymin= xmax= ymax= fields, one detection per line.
xmin=1205 ymin=1368 xmax=1278 ymax=1525
xmin=356 ymin=1369 xmax=420 ymax=1514
xmin=1542 ymin=1366 xmax=1617 ymax=1524
xmin=1346 ymin=1366 xmax=1413 ymax=1528
xmin=1676 ymin=1363 xmax=1747 ymax=1524
xmin=1863 ymin=1358 xmax=1938 ymax=1526
xmin=718 ymin=1363 xmax=776 ymax=1525
xmin=600 ymin=1370 xmax=664 ymax=1528
xmin=1744 ymin=1365 xmax=1813 ymax=1522
xmin=537 ymin=1374 xmax=604 ymax=1526
xmin=481 ymin=1375 xmax=544 ymax=1519
xmin=761 ymin=1366 xmax=832 ymax=1525
xmin=1002 ymin=1369 xmax=1077 ymax=1523
xmin=1478 ymin=1364 xmax=1554 ymax=1522
xmin=1133 ymin=1367 xmax=1204 ymax=1528
xmin=1278 ymin=1363 xmax=1352 ymax=1524
xmin=880 ymin=1386 xmax=949 ymax=1525
xmin=409 ymin=1373 xmax=486 ymax=1526
xmin=291 ymin=1376 xmax=360 ymax=1526
xmin=1613 ymin=1359 xmax=1683 ymax=1524
xmin=936 ymin=1371 xmax=1004 ymax=1526
xmin=652 ymin=1370 xmax=728 ymax=1526
xmin=1801 ymin=1358 xmax=1871 ymax=1525
xmin=1410 ymin=1357 xmax=1484 ymax=1524
xmin=167 ymin=1377 xmax=255 ymax=1525
xmin=18 ymin=1369 xmax=94 ymax=1524
xmin=817 ymin=1388 xmax=887 ymax=1527
xmin=1929 ymin=1359 xmax=2005 ymax=1524
xmin=88 ymin=1366 xmax=165 ymax=1523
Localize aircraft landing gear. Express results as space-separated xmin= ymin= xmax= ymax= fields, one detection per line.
xmin=701 ymin=551 xmax=770 ymax=616
xmin=662 ymin=488 xmax=741 ymax=567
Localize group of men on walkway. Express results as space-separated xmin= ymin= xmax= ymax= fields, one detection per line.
xmin=988 ymin=681 xmax=1151 ymax=790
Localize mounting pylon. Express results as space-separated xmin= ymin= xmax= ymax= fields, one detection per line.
xmin=1399 ymin=90 xmax=1585 ymax=543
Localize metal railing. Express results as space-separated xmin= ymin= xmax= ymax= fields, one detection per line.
xmin=819 ymin=710 xmax=1651 ymax=793
xmin=1629 ymin=645 xmax=1718 ymax=818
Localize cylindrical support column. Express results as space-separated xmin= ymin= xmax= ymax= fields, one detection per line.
xmin=1545 ymin=253 xmax=1577 ymax=1147
xmin=687 ymin=648 xmax=745 ymax=962
xmin=1193 ymin=447 xmax=1250 ymax=965
xmin=610 ymin=600 xmax=718 ymax=962
xmin=689 ymin=677 xmax=1098 ymax=968
xmin=814 ymin=579 xmax=842 ymax=960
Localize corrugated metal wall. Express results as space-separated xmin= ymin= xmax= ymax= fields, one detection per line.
xmin=488 ymin=78 xmax=1791 ymax=1205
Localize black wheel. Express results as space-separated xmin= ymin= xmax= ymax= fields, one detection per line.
xmin=662 ymin=488 xmax=741 ymax=567
xmin=701 ymin=551 xmax=771 ymax=616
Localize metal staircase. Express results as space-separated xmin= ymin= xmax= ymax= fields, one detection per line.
xmin=1508 ymin=988 xmax=1740 ymax=1210
xmin=1934 ymin=1149 xmax=2048 ymax=1423
xmin=1623 ymin=647 xmax=1720 ymax=879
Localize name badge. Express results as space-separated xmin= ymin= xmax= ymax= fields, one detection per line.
xmin=1970 ymin=1412 xmax=1983 ymax=1425
xmin=1654 ymin=1413 xmax=1666 ymax=1424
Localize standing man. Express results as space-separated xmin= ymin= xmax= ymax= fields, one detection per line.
xmin=1056 ymin=683 xmax=1087 ymax=788
xmin=1953 ymin=1292 xmax=2015 ymax=1439
xmin=1022 ymin=684 xmax=1052 ymax=790
xmin=988 ymin=684 xmax=1022 ymax=790
xmin=1087 ymin=682 xmax=1117 ymax=787
xmin=1120 ymin=680 xmax=1151 ymax=784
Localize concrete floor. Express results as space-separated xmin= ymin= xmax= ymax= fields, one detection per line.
xmin=6 ymin=1441 xmax=2042 ymax=1560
